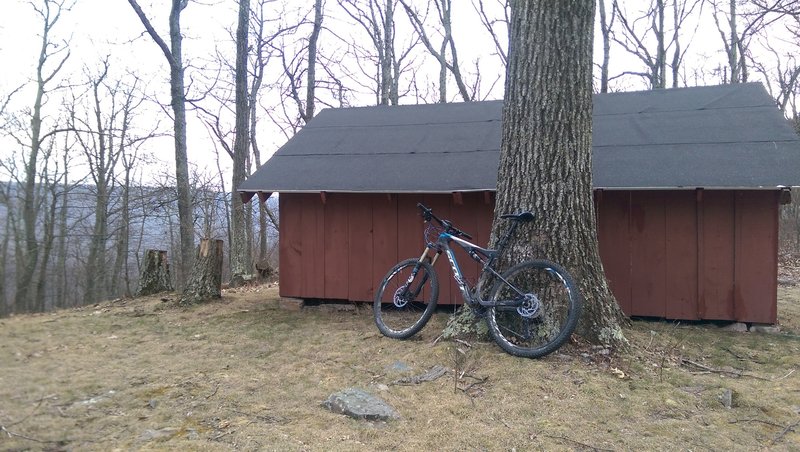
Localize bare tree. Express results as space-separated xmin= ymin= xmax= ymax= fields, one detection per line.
xmin=598 ymin=0 xmax=615 ymax=92
xmin=36 ymin=152 xmax=61 ymax=311
xmin=14 ymin=0 xmax=71 ymax=311
xmin=611 ymin=0 xmax=701 ymax=89
xmin=70 ymin=62 xmax=113 ymax=304
xmin=472 ymin=0 xmax=509 ymax=67
xmin=399 ymin=0 xmax=472 ymax=101
xmin=338 ymin=0 xmax=419 ymax=105
xmin=707 ymin=0 xmax=784 ymax=83
xmin=126 ymin=0 xmax=194 ymax=287
xmin=750 ymin=35 xmax=800 ymax=111
xmin=249 ymin=0 xmax=282 ymax=265
xmin=0 ymin=181 xmax=10 ymax=314
xmin=229 ymin=0 xmax=253 ymax=286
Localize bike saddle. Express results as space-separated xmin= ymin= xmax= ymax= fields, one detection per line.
xmin=500 ymin=211 xmax=535 ymax=222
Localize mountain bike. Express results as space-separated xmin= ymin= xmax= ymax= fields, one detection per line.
xmin=373 ymin=203 xmax=583 ymax=358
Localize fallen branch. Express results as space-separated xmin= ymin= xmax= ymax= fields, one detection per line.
xmin=6 ymin=394 xmax=49 ymax=427
xmin=729 ymin=418 xmax=785 ymax=428
xmin=772 ymin=420 xmax=800 ymax=444
xmin=459 ymin=375 xmax=489 ymax=393
xmin=0 ymin=425 xmax=58 ymax=444
xmin=680 ymin=358 xmax=769 ymax=381
xmin=206 ymin=384 xmax=220 ymax=399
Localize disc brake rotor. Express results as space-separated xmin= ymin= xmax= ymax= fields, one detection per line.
xmin=517 ymin=293 xmax=541 ymax=318
xmin=393 ymin=285 xmax=410 ymax=308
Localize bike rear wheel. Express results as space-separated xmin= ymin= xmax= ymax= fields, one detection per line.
xmin=374 ymin=258 xmax=439 ymax=339
xmin=486 ymin=259 xmax=582 ymax=358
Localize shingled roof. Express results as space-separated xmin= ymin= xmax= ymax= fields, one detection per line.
xmin=239 ymin=83 xmax=800 ymax=197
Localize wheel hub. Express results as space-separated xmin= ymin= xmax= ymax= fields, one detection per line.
xmin=393 ymin=285 xmax=410 ymax=308
xmin=517 ymin=293 xmax=541 ymax=318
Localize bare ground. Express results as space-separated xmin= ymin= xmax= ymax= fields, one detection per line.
xmin=1 ymin=284 xmax=799 ymax=451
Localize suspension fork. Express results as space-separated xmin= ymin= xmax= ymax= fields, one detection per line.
xmin=402 ymin=246 xmax=440 ymax=299
xmin=418 ymin=246 xmax=441 ymax=266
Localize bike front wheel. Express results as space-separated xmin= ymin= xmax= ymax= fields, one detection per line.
xmin=486 ymin=259 xmax=582 ymax=358
xmin=374 ymin=258 xmax=439 ymax=339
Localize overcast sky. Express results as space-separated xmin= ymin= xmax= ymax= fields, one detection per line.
xmin=0 ymin=0 xmax=789 ymax=185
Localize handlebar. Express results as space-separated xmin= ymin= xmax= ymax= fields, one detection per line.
xmin=417 ymin=203 xmax=473 ymax=240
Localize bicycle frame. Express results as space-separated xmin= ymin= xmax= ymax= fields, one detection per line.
xmin=418 ymin=230 xmax=527 ymax=308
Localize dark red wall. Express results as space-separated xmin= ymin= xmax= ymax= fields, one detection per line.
xmin=279 ymin=192 xmax=494 ymax=307
xmin=596 ymin=190 xmax=778 ymax=323
xmin=279 ymin=190 xmax=778 ymax=323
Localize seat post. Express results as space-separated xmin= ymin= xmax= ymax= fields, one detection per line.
xmin=492 ymin=220 xmax=519 ymax=259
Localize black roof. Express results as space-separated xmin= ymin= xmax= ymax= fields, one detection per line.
xmin=240 ymin=83 xmax=800 ymax=196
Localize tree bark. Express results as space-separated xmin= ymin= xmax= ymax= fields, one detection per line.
xmin=180 ymin=239 xmax=224 ymax=304
xmin=83 ymin=67 xmax=112 ymax=304
xmin=137 ymin=250 xmax=174 ymax=296
xmin=598 ymin=0 xmax=612 ymax=93
xmin=306 ymin=0 xmax=324 ymax=119
xmin=126 ymin=0 xmax=194 ymax=288
xmin=230 ymin=0 xmax=252 ymax=287
xmin=55 ymin=148 xmax=69 ymax=308
xmin=0 ymin=185 xmax=10 ymax=316
xmin=16 ymin=0 xmax=69 ymax=311
xmin=381 ymin=0 xmax=394 ymax=105
xmin=491 ymin=0 xmax=627 ymax=346
xmin=36 ymin=177 xmax=59 ymax=311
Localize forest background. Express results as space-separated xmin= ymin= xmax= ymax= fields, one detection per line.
xmin=2 ymin=0 xmax=800 ymax=315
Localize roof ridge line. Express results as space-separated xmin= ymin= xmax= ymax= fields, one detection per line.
xmin=594 ymin=103 xmax=778 ymax=117
xmin=274 ymin=148 xmax=501 ymax=157
xmin=307 ymin=118 xmax=501 ymax=130
xmin=593 ymin=138 xmax=800 ymax=148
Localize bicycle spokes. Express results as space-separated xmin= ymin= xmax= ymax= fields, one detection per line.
xmin=374 ymin=259 xmax=439 ymax=339
xmin=487 ymin=261 xmax=581 ymax=357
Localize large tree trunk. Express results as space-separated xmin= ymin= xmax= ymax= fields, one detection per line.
xmin=137 ymin=250 xmax=174 ymax=296
xmin=180 ymin=239 xmax=223 ymax=304
xmin=126 ymin=0 xmax=195 ymax=288
xmin=490 ymin=0 xmax=627 ymax=346
xmin=229 ymin=0 xmax=252 ymax=287
xmin=167 ymin=0 xmax=195 ymax=289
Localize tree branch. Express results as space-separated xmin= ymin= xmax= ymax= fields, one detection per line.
xmin=126 ymin=0 xmax=177 ymax=69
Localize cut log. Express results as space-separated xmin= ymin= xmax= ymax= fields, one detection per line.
xmin=256 ymin=258 xmax=275 ymax=279
xmin=180 ymin=239 xmax=224 ymax=304
xmin=136 ymin=250 xmax=173 ymax=296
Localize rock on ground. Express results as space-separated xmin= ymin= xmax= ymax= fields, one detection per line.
xmin=322 ymin=388 xmax=399 ymax=421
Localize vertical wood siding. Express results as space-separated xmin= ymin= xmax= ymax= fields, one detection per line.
xmin=279 ymin=190 xmax=778 ymax=323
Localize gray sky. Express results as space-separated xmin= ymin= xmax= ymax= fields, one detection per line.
xmin=0 ymin=0 xmax=792 ymax=185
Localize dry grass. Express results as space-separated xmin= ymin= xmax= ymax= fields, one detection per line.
xmin=1 ymin=284 xmax=799 ymax=451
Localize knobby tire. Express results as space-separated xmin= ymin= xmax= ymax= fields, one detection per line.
xmin=373 ymin=258 xmax=439 ymax=339
xmin=486 ymin=259 xmax=582 ymax=358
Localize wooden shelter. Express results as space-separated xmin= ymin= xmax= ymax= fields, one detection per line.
xmin=240 ymin=83 xmax=800 ymax=324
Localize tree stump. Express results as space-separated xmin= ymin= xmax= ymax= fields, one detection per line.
xmin=136 ymin=250 xmax=173 ymax=296
xmin=180 ymin=239 xmax=224 ymax=304
xmin=256 ymin=258 xmax=275 ymax=280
